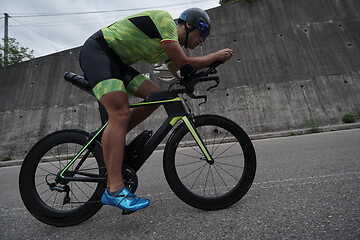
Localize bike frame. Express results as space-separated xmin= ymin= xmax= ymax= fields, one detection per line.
xmin=58 ymin=90 xmax=214 ymax=182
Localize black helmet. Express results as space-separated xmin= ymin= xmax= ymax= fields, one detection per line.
xmin=179 ymin=8 xmax=211 ymax=45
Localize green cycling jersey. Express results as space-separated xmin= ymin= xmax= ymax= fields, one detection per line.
xmin=101 ymin=10 xmax=178 ymax=65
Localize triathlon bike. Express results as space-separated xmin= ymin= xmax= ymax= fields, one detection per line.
xmin=19 ymin=62 xmax=256 ymax=227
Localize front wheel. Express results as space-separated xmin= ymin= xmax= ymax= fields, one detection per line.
xmin=163 ymin=115 xmax=256 ymax=210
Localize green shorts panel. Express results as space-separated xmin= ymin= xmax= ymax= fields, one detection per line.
xmin=126 ymin=74 xmax=148 ymax=96
xmin=92 ymin=79 xmax=126 ymax=100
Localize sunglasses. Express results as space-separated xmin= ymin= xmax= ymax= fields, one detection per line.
xmin=198 ymin=21 xmax=210 ymax=41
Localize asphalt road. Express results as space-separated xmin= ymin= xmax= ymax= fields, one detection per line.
xmin=1 ymin=129 xmax=359 ymax=239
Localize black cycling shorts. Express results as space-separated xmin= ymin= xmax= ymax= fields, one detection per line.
xmin=79 ymin=30 xmax=147 ymax=99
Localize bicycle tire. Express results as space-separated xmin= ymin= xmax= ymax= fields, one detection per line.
xmin=163 ymin=114 xmax=256 ymax=210
xmin=19 ymin=130 xmax=106 ymax=227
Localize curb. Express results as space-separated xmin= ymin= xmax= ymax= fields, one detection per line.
xmin=1 ymin=122 xmax=360 ymax=168
xmin=249 ymin=122 xmax=360 ymax=140
xmin=0 ymin=159 xmax=24 ymax=168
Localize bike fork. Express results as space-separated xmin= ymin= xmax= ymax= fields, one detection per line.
xmin=179 ymin=116 xmax=214 ymax=165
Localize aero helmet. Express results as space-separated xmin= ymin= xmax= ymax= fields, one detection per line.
xmin=179 ymin=8 xmax=211 ymax=48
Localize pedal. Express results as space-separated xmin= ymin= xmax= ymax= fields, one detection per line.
xmin=122 ymin=210 xmax=136 ymax=215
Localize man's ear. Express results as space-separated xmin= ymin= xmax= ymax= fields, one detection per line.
xmin=186 ymin=22 xmax=194 ymax=30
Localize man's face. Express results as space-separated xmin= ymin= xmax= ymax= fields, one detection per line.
xmin=186 ymin=26 xmax=204 ymax=49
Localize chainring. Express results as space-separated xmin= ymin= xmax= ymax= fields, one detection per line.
xmin=122 ymin=166 xmax=138 ymax=193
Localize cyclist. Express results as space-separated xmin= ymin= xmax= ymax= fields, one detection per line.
xmin=79 ymin=8 xmax=234 ymax=212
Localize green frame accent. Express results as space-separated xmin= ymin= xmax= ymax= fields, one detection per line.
xmin=182 ymin=116 xmax=213 ymax=162
xmin=168 ymin=115 xmax=212 ymax=163
xmin=59 ymin=123 xmax=108 ymax=178
xmin=129 ymin=97 xmax=182 ymax=107
xmin=170 ymin=116 xmax=183 ymax=126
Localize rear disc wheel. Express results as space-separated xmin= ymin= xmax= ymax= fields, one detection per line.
xmin=19 ymin=130 xmax=106 ymax=227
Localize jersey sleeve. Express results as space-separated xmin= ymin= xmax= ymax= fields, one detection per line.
xmin=156 ymin=11 xmax=178 ymax=44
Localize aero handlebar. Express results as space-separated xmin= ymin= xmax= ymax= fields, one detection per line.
xmin=64 ymin=61 xmax=224 ymax=103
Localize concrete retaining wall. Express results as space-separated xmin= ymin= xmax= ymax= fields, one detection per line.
xmin=1 ymin=0 xmax=360 ymax=159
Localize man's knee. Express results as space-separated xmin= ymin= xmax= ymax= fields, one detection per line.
xmin=110 ymin=107 xmax=131 ymax=122
xmin=100 ymin=91 xmax=130 ymax=119
xmin=136 ymin=80 xmax=160 ymax=99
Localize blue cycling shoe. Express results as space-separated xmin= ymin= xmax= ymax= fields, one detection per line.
xmin=101 ymin=187 xmax=150 ymax=212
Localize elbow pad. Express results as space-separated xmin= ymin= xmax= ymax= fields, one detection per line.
xmin=180 ymin=64 xmax=193 ymax=77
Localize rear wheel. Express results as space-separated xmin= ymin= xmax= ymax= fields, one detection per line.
xmin=164 ymin=115 xmax=256 ymax=210
xmin=19 ymin=130 xmax=106 ymax=227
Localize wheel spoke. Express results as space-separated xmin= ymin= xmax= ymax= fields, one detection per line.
xmin=44 ymin=190 xmax=56 ymax=203
xmin=176 ymin=159 xmax=204 ymax=167
xmin=70 ymin=185 xmax=81 ymax=204
xmin=210 ymin=167 xmax=218 ymax=196
xmin=213 ymin=164 xmax=230 ymax=191
xmin=35 ymin=180 xmax=50 ymax=188
xmin=36 ymin=165 xmax=53 ymax=175
xmin=81 ymin=181 xmax=97 ymax=191
xmin=46 ymin=153 xmax=63 ymax=170
xmin=214 ymin=163 xmax=239 ymax=181
xmin=189 ymin=163 xmax=207 ymax=190
xmin=71 ymin=181 xmax=91 ymax=200
xmin=177 ymin=151 xmax=202 ymax=159
xmin=215 ymin=153 xmax=244 ymax=161
xmin=180 ymin=139 xmax=203 ymax=156
xmin=181 ymin=163 xmax=207 ymax=181
xmin=215 ymin=161 xmax=243 ymax=168
xmin=214 ymin=142 xmax=238 ymax=159
xmin=202 ymin=165 xmax=210 ymax=196
xmin=211 ymin=129 xmax=217 ymax=155
xmin=211 ymin=131 xmax=230 ymax=155
xmin=82 ymin=160 xmax=98 ymax=172
xmin=52 ymin=191 xmax=59 ymax=208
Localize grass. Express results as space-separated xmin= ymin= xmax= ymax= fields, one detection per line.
xmin=1 ymin=156 xmax=12 ymax=162
xmin=342 ymin=114 xmax=357 ymax=123
xmin=306 ymin=119 xmax=321 ymax=133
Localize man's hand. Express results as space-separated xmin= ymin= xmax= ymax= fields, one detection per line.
xmin=216 ymin=48 xmax=234 ymax=62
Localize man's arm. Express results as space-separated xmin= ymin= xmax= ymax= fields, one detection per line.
xmin=167 ymin=62 xmax=180 ymax=79
xmin=162 ymin=42 xmax=234 ymax=71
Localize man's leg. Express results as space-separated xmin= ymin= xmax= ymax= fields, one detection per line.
xmin=99 ymin=89 xmax=150 ymax=212
xmin=100 ymin=91 xmax=130 ymax=192
xmin=127 ymin=79 xmax=161 ymax=132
